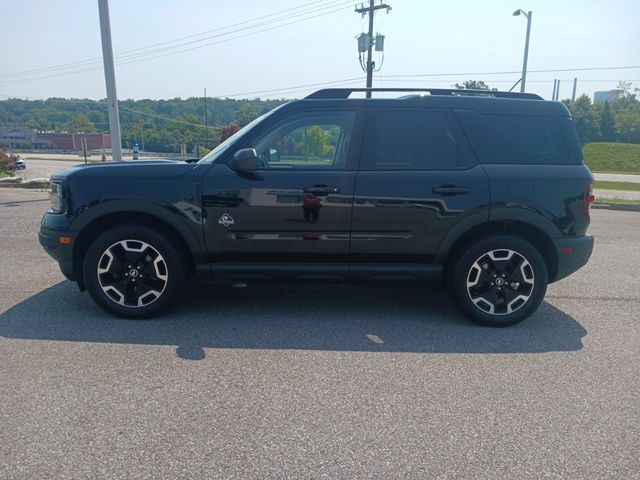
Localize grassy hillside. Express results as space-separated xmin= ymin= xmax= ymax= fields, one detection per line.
xmin=583 ymin=142 xmax=640 ymax=174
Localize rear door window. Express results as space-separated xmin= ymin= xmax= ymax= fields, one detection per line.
xmin=360 ymin=109 xmax=465 ymax=170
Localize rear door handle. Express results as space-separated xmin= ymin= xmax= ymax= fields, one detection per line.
xmin=304 ymin=184 xmax=340 ymax=196
xmin=432 ymin=185 xmax=470 ymax=196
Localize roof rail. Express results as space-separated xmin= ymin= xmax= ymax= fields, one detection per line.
xmin=305 ymin=88 xmax=543 ymax=100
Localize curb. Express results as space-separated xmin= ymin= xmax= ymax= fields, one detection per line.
xmin=592 ymin=203 xmax=640 ymax=213
xmin=0 ymin=179 xmax=51 ymax=189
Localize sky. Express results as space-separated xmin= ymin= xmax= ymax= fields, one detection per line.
xmin=1 ymin=0 xmax=639 ymax=101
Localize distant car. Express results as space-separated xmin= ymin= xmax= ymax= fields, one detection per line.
xmin=14 ymin=158 xmax=26 ymax=170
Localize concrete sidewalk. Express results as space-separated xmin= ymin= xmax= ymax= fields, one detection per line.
xmin=594 ymin=188 xmax=640 ymax=201
xmin=594 ymin=173 xmax=640 ymax=184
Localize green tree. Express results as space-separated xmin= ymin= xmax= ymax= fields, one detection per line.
xmin=64 ymin=114 xmax=97 ymax=133
xmin=569 ymin=95 xmax=599 ymax=144
xmin=305 ymin=126 xmax=331 ymax=158
xmin=0 ymin=96 xmax=285 ymax=153
xmin=615 ymin=110 xmax=640 ymax=144
xmin=599 ymin=102 xmax=616 ymax=141
xmin=235 ymin=104 xmax=259 ymax=126
xmin=453 ymin=80 xmax=497 ymax=91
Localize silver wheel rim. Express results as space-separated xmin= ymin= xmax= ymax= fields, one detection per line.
xmin=97 ymin=239 xmax=168 ymax=308
xmin=466 ymin=249 xmax=535 ymax=316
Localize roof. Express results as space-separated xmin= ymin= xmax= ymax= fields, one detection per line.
xmin=306 ymin=87 xmax=542 ymax=100
xmin=297 ymin=87 xmax=569 ymax=116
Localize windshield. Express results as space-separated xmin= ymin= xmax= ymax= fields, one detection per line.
xmin=198 ymin=106 xmax=283 ymax=164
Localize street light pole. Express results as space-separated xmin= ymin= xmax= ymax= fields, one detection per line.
xmin=513 ymin=9 xmax=532 ymax=93
xmin=98 ymin=0 xmax=122 ymax=162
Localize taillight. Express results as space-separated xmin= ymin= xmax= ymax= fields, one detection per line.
xmin=586 ymin=182 xmax=595 ymax=204
xmin=585 ymin=181 xmax=595 ymax=221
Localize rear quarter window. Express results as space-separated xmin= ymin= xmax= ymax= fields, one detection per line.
xmin=454 ymin=109 xmax=577 ymax=165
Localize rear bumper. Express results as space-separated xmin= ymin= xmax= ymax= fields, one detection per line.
xmin=551 ymin=235 xmax=594 ymax=282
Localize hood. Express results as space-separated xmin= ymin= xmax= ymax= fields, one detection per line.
xmin=51 ymin=160 xmax=198 ymax=183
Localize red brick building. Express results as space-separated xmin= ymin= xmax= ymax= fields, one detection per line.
xmin=36 ymin=133 xmax=111 ymax=151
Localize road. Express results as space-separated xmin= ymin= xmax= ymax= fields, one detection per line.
xmin=0 ymin=188 xmax=638 ymax=479
xmin=16 ymin=158 xmax=88 ymax=181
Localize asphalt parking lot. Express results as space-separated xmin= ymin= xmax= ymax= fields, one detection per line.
xmin=0 ymin=188 xmax=638 ymax=479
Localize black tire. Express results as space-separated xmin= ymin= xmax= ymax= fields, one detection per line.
xmin=447 ymin=234 xmax=548 ymax=327
xmin=82 ymin=224 xmax=187 ymax=318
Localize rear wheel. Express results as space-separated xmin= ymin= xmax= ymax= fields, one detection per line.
xmin=83 ymin=225 xmax=187 ymax=318
xmin=447 ymin=235 xmax=548 ymax=327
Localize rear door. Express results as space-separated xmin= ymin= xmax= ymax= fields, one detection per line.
xmin=350 ymin=106 xmax=489 ymax=278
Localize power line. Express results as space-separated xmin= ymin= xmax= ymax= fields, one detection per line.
xmin=0 ymin=3 xmax=355 ymax=87
xmin=108 ymin=0 xmax=334 ymax=57
xmin=0 ymin=0 xmax=354 ymax=83
xmin=386 ymin=79 xmax=640 ymax=84
xmin=3 ymin=70 xmax=637 ymax=103
xmin=380 ymin=65 xmax=640 ymax=79
xmin=118 ymin=106 xmax=207 ymax=127
xmin=209 ymin=77 xmax=364 ymax=98
xmin=113 ymin=0 xmax=354 ymax=64
xmin=206 ymin=68 xmax=639 ymax=98
xmin=0 ymin=0 xmax=341 ymax=79
xmin=106 ymin=4 xmax=356 ymax=72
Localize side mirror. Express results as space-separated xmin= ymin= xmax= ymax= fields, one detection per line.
xmin=232 ymin=148 xmax=260 ymax=172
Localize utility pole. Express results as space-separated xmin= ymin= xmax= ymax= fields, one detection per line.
xmin=355 ymin=1 xmax=390 ymax=98
xmin=571 ymin=77 xmax=578 ymax=102
xmin=203 ymin=88 xmax=209 ymax=144
xmin=98 ymin=0 xmax=122 ymax=162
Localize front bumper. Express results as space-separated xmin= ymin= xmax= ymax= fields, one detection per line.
xmin=551 ymin=235 xmax=594 ymax=282
xmin=39 ymin=213 xmax=77 ymax=281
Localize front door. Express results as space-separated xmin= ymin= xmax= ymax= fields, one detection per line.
xmin=201 ymin=108 xmax=361 ymax=274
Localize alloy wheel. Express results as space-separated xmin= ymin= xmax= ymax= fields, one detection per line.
xmin=465 ymin=249 xmax=535 ymax=316
xmin=97 ymin=239 xmax=168 ymax=308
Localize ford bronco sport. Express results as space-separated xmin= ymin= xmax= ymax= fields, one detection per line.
xmin=39 ymin=88 xmax=594 ymax=326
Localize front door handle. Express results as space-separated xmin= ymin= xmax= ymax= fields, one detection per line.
xmin=304 ymin=184 xmax=340 ymax=196
xmin=432 ymin=185 xmax=470 ymax=196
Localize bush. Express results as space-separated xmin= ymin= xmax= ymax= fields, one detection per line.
xmin=0 ymin=150 xmax=18 ymax=176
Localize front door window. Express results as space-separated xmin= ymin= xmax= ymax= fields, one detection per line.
xmin=252 ymin=111 xmax=356 ymax=170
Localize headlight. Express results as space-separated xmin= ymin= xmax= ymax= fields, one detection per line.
xmin=49 ymin=182 xmax=66 ymax=213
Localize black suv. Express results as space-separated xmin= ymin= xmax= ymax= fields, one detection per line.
xmin=39 ymin=88 xmax=594 ymax=326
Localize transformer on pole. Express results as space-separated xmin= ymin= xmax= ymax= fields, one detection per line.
xmin=355 ymin=1 xmax=391 ymax=98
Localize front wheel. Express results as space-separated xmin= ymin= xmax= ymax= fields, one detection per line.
xmin=447 ymin=235 xmax=548 ymax=327
xmin=83 ymin=225 xmax=187 ymax=318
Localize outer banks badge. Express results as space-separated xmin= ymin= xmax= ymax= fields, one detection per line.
xmin=218 ymin=213 xmax=234 ymax=227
